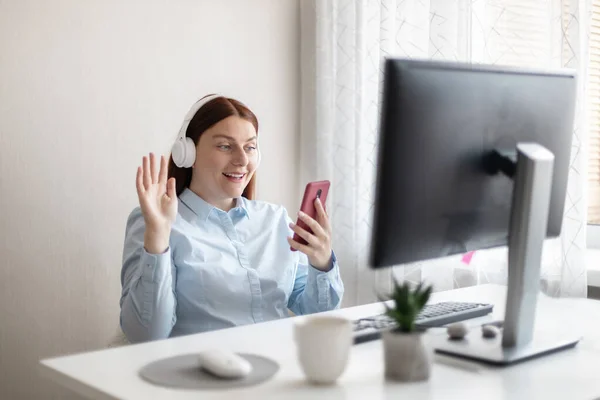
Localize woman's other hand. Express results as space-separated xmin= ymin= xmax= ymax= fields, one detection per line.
xmin=287 ymin=198 xmax=333 ymax=271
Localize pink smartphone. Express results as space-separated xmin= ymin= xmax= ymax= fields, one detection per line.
xmin=291 ymin=180 xmax=331 ymax=251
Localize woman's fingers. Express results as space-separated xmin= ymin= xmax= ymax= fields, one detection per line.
xmin=314 ymin=198 xmax=331 ymax=234
xmin=141 ymin=153 xmax=170 ymax=195
xmin=166 ymin=177 xmax=176 ymax=200
xmin=297 ymin=211 xmax=327 ymax=239
xmin=136 ymin=166 xmax=144 ymax=196
xmin=142 ymin=156 xmax=151 ymax=190
xmin=287 ymin=236 xmax=314 ymax=256
xmin=149 ymin=153 xmax=158 ymax=183
xmin=289 ymin=222 xmax=318 ymax=246
xmin=159 ymin=155 xmax=168 ymax=185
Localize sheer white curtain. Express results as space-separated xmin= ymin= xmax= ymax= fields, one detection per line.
xmin=300 ymin=0 xmax=590 ymax=307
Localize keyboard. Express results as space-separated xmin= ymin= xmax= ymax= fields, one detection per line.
xmin=353 ymin=301 xmax=494 ymax=345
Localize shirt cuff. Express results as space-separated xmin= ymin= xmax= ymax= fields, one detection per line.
xmin=140 ymin=247 xmax=172 ymax=283
xmin=309 ymin=251 xmax=339 ymax=282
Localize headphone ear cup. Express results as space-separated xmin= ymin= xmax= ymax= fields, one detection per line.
xmin=171 ymin=137 xmax=196 ymax=168
xmin=171 ymin=138 xmax=186 ymax=168
xmin=181 ymin=137 xmax=196 ymax=168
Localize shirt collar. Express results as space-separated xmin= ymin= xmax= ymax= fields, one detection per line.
xmin=179 ymin=188 xmax=250 ymax=221
xmin=234 ymin=196 xmax=251 ymax=219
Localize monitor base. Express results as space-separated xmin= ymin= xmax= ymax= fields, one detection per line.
xmin=433 ymin=330 xmax=581 ymax=366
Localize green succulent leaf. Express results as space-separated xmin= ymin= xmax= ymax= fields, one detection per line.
xmin=378 ymin=278 xmax=433 ymax=333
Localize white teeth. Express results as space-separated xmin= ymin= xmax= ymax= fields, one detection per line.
xmin=224 ymin=173 xmax=244 ymax=178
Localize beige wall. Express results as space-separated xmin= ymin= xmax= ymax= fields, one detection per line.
xmin=0 ymin=1 xmax=300 ymax=398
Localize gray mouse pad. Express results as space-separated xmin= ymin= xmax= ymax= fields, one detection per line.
xmin=139 ymin=353 xmax=280 ymax=390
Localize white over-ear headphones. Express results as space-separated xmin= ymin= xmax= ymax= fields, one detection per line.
xmin=171 ymin=94 xmax=261 ymax=169
xmin=171 ymin=94 xmax=221 ymax=168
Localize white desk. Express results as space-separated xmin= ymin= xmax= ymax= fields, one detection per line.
xmin=39 ymin=284 xmax=600 ymax=399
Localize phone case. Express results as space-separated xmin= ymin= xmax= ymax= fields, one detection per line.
xmin=291 ymin=180 xmax=330 ymax=251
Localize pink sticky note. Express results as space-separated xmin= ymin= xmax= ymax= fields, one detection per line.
xmin=461 ymin=251 xmax=475 ymax=265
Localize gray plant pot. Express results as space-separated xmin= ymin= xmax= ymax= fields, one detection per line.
xmin=382 ymin=329 xmax=431 ymax=382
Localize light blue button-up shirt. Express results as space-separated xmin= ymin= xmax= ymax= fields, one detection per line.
xmin=120 ymin=188 xmax=344 ymax=343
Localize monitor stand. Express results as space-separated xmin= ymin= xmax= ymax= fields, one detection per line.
xmin=433 ymin=143 xmax=581 ymax=366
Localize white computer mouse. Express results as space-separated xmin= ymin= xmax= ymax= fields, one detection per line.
xmin=482 ymin=324 xmax=501 ymax=339
xmin=447 ymin=322 xmax=469 ymax=340
xmin=198 ymin=350 xmax=252 ymax=379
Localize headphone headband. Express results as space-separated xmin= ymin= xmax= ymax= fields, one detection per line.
xmin=176 ymin=94 xmax=222 ymax=143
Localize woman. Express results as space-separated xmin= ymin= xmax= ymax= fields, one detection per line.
xmin=120 ymin=94 xmax=344 ymax=343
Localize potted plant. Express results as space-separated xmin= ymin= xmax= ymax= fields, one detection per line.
xmin=379 ymin=279 xmax=433 ymax=382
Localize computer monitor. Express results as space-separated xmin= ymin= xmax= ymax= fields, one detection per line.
xmin=370 ymin=58 xmax=580 ymax=365
xmin=370 ymin=59 xmax=575 ymax=267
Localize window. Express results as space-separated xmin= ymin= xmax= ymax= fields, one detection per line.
xmin=478 ymin=1 xmax=600 ymax=225
xmin=588 ymin=1 xmax=600 ymax=224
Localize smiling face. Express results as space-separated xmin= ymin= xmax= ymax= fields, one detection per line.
xmin=188 ymin=116 xmax=259 ymax=211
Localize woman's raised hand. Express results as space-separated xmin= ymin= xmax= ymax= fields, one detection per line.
xmin=136 ymin=153 xmax=177 ymax=253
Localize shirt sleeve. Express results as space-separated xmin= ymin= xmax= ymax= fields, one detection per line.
xmin=285 ymin=214 xmax=344 ymax=314
xmin=119 ymin=207 xmax=177 ymax=343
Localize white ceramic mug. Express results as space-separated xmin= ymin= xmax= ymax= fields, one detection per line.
xmin=294 ymin=315 xmax=353 ymax=384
